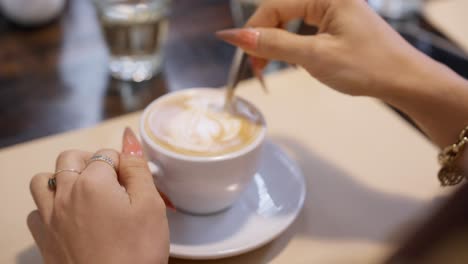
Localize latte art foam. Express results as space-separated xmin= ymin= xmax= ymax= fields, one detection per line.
xmin=145 ymin=90 xmax=264 ymax=157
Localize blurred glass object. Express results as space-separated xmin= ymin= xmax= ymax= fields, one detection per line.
xmin=0 ymin=0 xmax=65 ymax=26
xmin=368 ymin=0 xmax=422 ymax=20
xmin=93 ymin=0 xmax=170 ymax=82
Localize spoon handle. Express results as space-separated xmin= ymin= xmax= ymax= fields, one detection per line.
xmin=224 ymin=48 xmax=248 ymax=111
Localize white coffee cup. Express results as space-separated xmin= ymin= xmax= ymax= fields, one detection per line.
xmin=140 ymin=88 xmax=266 ymax=214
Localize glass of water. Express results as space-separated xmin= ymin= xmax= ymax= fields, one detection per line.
xmin=94 ymin=0 xmax=170 ymax=82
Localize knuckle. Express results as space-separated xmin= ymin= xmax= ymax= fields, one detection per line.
xmin=263 ymin=0 xmax=280 ymax=11
xmin=120 ymin=157 xmax=150 ymax=173
xmin=58 ymin=149 xmax=80 ymax=160
xmin=123 ymin=155 xmax=147 ymax=166
xmin=56 ymin=149 xmax=82 ymax=165
xmin=257 ymin=29 xmax=273 ymax=53
xmin=255 ymin=4 xmax=270 ymax=19
xmin=310 ymin=35 xmax=335 ymax=57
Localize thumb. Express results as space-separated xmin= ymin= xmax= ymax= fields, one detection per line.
xmin=120 ymin=127 xmax=156 ymax=197
xmin=121 ymin=128 xmax=176 ymax=209
xmin=216 ymin=27 xmax=318 ymax=65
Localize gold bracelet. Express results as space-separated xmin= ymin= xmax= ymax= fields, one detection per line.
xmin=438 ymin=125 xmax=468 ymax=186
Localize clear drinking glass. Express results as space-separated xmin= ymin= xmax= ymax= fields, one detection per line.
xmin=93 ymin=0 xmax=170 ymax=82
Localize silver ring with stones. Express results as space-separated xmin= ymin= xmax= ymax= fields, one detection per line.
xmin=87 ymin=154 xmax=116 ymax=171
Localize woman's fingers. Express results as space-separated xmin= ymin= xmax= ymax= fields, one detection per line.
xmin=80 ymin=149 xmax=120 ymax=184
xmin=246 ymin=0 xmax=330 ymax=28
xmin=55 ymin=150 xmax=93 ymax=194
xmin=27 ymin=210 xmax=52 ymax=252
xmin=27 ymin=210 xmax=69 ymax=263
xmin=217 ymin=0 xmax=340 ymax=76
xmin=120 ymin=128 xmax=157 ymax=198
xmin=30 ymin=173 xmax=55 ymax=224
xmin=27 ymin=210 xmax=49 ymax=253
xmin=121 ymin=127 xmax=175 ymax=209
xmin=217 ymin=27 xmax=319 ymax=64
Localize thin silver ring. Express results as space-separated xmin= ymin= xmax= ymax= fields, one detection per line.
xmin=55 ymin=168 xmax=82 ymax=176
xmin=49 ymin=169 xmax=82 ymax=190
xmin=87 ymin=154 xmax=116 ymax=170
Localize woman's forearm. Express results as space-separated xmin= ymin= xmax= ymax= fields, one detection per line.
xmin=382 ymin=55 xmax=468 ymax=149
xmin=220 ymin=0 xmax=468 ymax=170
xmin=384 ymin=58 xmax=468 ymax=174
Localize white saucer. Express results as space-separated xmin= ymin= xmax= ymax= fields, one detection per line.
xmin=168 ymin=141 xmax=306 ymax=260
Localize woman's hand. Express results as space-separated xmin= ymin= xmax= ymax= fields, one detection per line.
xmin=217 ymin=0 xmax=468 ymax=149
xmin=27 ymin=128 xmax=169 ymax=264
xmin=217 ymin=0 xmax=434 ymax=98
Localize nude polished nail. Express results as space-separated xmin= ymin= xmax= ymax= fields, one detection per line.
xmin=122 ymin=127 xmax=143 ymax=157
xmin=216 ymin=28 xmax=260 ymax=50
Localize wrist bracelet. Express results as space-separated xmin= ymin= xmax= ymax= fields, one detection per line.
xmin=438 ymin=125 xmax=468 ymax=186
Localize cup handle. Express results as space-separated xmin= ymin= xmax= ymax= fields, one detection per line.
xmin=147 ymin=160 xmax=164 ymax=178
xmin=147 ymin=161 xmax=175 ymax=210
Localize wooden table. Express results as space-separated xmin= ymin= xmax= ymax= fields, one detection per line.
xmin=0 ymin=0 xmax=236 ymax=148
xmin=0 ymin=68 xmax=446 ymax=263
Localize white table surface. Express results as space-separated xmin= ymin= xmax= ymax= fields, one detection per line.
xmin=0 ymin=68 xmax=444 ymax=263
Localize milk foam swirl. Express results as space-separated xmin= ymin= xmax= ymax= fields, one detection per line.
xmin=146 ymin=90 xmax=263 ymax=156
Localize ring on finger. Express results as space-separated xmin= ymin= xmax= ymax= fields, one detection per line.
xmin=55 ymin=168 xmax=82 ymax=176
xmin=48 ymin=169 xmax=82 ymax=190
xmin=87 ymin=154 xmax=116 ymax=171
xmin=48 ymin=178 xmax=57 ymax=190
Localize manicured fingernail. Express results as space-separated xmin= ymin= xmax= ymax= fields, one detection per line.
xmin=122 ymin=127 xmax=143 ymax=157
xmin=250 ymin=56 xmax=268 ymax=70
xmin=216 ymin=28 xmax=260 ymax=50
xmin=157 ymin=188 xmax=176 ymax=211
xmin=249 ymin=56 xmax=268 ymax=93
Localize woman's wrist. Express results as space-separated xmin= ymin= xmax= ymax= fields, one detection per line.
xmin=376 ymin=50 xmax=447 ymax=107
xmin=378 ymin=53 xmax=468 ymax=147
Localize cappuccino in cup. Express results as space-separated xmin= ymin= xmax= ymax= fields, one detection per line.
xmin=140 ymin=88 xmax=266 ymax=214
xmin=143 ymin=89 xmax=263 ymax=157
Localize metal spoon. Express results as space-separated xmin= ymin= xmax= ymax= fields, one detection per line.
xmin=224 ymin=48 xmax=249 ymax=112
